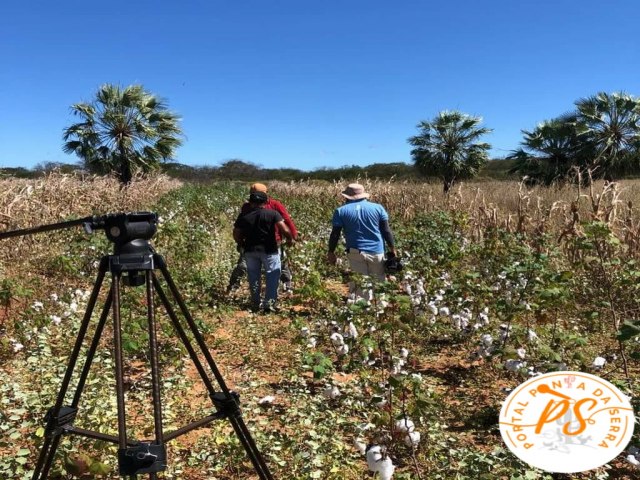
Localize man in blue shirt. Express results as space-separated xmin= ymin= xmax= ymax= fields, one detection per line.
xmin=327 ymin=183 xmax=397 ymax=286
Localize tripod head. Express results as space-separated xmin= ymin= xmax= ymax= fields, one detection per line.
xmin=0 ymin=212 xmax=159 ymax=285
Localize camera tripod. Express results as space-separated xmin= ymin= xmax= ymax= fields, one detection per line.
xmin=0 ymin=212 xmax=273 ymax=479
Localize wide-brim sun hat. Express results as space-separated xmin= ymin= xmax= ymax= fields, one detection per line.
xmin=341 ymin=183 xmax=370 ymax=200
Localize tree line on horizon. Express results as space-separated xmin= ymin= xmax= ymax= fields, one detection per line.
xmin=2 ymin=84 xmax=639 ymax=189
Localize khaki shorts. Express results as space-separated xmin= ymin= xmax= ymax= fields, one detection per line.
xmin=346 ymin=248 xmax=385 ymax=282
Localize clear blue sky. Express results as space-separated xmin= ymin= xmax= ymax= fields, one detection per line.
xmin=1 ymin=0 xmax=638 ymax=171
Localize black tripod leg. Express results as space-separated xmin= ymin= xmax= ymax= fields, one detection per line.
xmin=111 ymin=273 xmax=129 ymax=449
xmin=145 ymin=271 xmax=165 ymax=452
xmin=155 ymin=263 xmax=274 ymax=480
xmin=32 ymin=267 xmax=107 ymax=480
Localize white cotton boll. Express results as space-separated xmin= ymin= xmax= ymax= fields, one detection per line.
xmin=378 ymin=457 xmax=395 ymax=480
xmin=416 ymin=282 xmax=426 ymax=296
xmin=323 ymin=385 xmax=341 ymax=400
xmin=13 ymin=343 xmax=24 ymax=353
xmin=505 ymin=359 xmax=525 ymax=372
xmin=480 ymin=334 xmax=493 ymax=348
xmin=427 ymin=302 xmax=438 ymax=315
xmin=300 ymin=327 xmax=310 ymax=337
xmin=348 ymin=322 xmax=358 ymax=339
xmin=434 ymin=293 xmax=444 ymax=302
xmin=330 ymin=332 xmax=344 ymax=347
xmin=517 ymin=348 xmax=526 ymax=359
xmin=307 ymin=337 xmax=317 ymax=348
xmin=404 ymin=430 xmax=421 ymax=447
xmin=336 ymin=344 xmax=349 ymax=356
xmin=403 ymin=284 xmax=412 ymax=295
xmin=626 ymin=454 xmax=640 ymax=467
xmin=50 ymin=315 xmax=62 ymax=325
xmin=32 ymin=301 xmax=43 ymax=310
xmin=395 ymin=417 xmax=415 ymax=433
xmin=354 ymin=438 xmax=367 ymax=455
xmin=366 ymin=446 xmax=383 ymax=472
xmin=399 ymin=348 xmax=409 ymax=359
xmin=369 ymin=325 xmax=376 ymax=333
xmin=439 ymin=307 xmax=450 ymax=317
xmin=258 ymin=396 xmax=275 ymax=405
xmin=592 ymin=356 xmax=606 ymax=368
xmin=69 ymin=302 xmax=78 ymax=312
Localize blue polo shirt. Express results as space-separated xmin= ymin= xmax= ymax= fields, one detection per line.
xmin=332 ymin=199 xmax=388 ymax=254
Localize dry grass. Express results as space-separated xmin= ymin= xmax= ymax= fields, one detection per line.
xmin=0 ymin=172 xmax=181 ymax=230
xmin=269 ymin=178 xmax=640 ymax=245
xmin=0 ymin=172 xmax=181 ymax=271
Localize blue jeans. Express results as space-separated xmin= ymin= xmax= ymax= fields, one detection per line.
xmin=244 ymin=250 xmax=281 ymax=308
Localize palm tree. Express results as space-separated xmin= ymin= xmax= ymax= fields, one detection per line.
xmin=63 ymin=84 xmax=183 ymax=184
xmin=507 ymin=114 xmax=589 ymax=186
xmin=408 ymin=111 xmax=492 ymax=192
xmin=575 ymin=92 xmax=640 ymax=179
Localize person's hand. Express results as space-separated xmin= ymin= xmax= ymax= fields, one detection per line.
xmin=327 ymin=252 xmax=337 ymax=265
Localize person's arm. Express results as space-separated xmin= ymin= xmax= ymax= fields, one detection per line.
xmin=379 ymin=219 xmax=396 ymax=257
xmin=233 ymin=227 xmax=244 ymax=247
xmin=274 ymin=201 xmax=298 ymax=239
xmin=327 ymin=226 xmax=342 ymax=265
xmin=277 ymin=220 xmax=293 ymax=245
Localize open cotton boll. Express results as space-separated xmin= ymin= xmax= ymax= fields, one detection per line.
xmin=348 ymin=322 xmax=358 ymax=339
xmin=505 ymin=359 xmax=525 ymax=372
xmin=378 ymin=457 xmax=395 ymax=480
xmin=336 ymin=344 xmax=349 ymax=356
xmin=353 ymin=438 xmax=367 ymax=455
xmin=258 ymin=396 xmax=275 ymax=405
xmin=366 ymin=446 xmax=383 ymax=472
xmin=517 ymin=348 xmax=526 ymax=359
xmin=592 ymin=356 xmax=606 ymax=368
xmin=300 ymin=327 xmax=310 ymax=337
xmin=395 ymin=417 xmax=415 ymax=433
xmin=404 ymin=430 xmax=421 ymax=447
xmin=307 ymin=337 xmax=317 ymax=348
xmin=626 ymin=454 xmax=640 ymax=467
xmin=330 ymin=333 xmax=342 ymax=346
xmin=323 ymin=385 xmax=341 ymax=400
xmin=399 ymin=348 xmax=409 ymax=359
xmin=438 ymin=307 xmax=450 ymax=316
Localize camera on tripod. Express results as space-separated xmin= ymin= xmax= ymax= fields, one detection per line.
xmin=0 ymin=211 xmax=273 ymax=480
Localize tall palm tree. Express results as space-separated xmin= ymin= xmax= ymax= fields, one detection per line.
xmin=63 ymin=84 xmax=183 ymax=184
xmin=575 ymin=92 xmax=640 ymax=179
xmin=508 ymin=114 xmax=589 ymax=186
xmin=408 ymin=111 xmax=492 ymax=192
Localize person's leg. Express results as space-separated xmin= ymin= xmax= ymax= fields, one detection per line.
xmin=244 ymin=251 xmax=262 ymax=310
xmin=263 ymin=252 xmax=282 ymax=310
xmin=346 ymin=250 xmax=370 ymax=302
xmin=279 ymin=246 xmax=292 ymax=291
xmin=227 ymin=252 xmax=247 ymax=292
xmin=363 ymin=252 xmax=386 ymax=282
